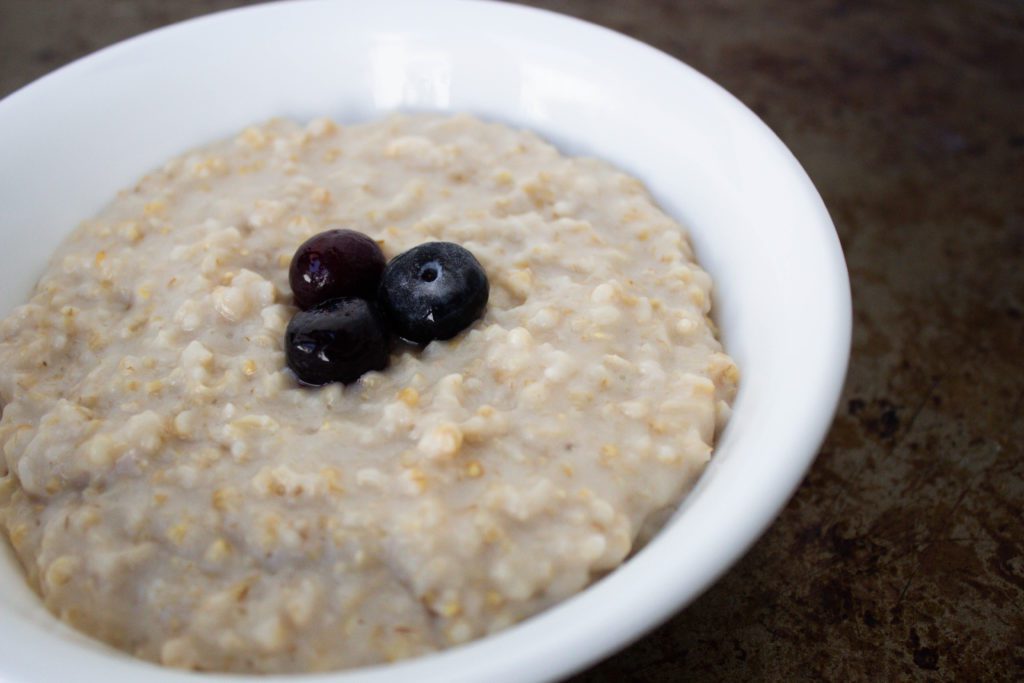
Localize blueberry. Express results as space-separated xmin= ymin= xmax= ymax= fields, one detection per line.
xmin=289 ymin=229 xmax=385 ymax=310
xmin=378 ymin=242 xmax=489 ymax=345
xmin=285 ymin=297 xmax=390 ymax=385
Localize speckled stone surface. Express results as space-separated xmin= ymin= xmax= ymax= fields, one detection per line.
xmin=1 ymin=0 xmax=1021 ymax=680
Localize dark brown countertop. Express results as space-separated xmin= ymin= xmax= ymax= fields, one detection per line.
xmin=1 ymin=0 xmax=1021 ymax=680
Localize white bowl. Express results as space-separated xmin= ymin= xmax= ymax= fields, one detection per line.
xmin=0 ymin=1 xmax=851 ymax=681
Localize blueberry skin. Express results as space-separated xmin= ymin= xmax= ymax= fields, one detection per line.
xmin=289 ymin=229 xmax=386 ymax=310
xmin=285 ymin=297 xmax=391 ymax=385
xmin=378 ymin=242 xmax=489 ymax=345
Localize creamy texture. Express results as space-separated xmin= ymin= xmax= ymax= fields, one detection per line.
xmin=0 ymin=114 xmax=738 ymax=673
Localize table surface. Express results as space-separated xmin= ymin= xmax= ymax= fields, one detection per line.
xmin=1 ymin=0 xmax=1021 ymax=680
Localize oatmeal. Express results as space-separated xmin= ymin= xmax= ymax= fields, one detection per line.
xmin=0 ymin=114 xmax=738 ymax=673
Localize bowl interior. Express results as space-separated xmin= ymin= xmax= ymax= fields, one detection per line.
xmin=0 ymin=1 xmax=850 ymax=682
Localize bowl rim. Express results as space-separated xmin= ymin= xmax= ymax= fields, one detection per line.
xmin=0 ymin=1 xmax=852 ymax=682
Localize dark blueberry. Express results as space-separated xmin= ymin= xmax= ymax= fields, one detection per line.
xmin=289 ymin=229 xmax=385 ymax=310
xmin=285 ymin=297 xmax=390 ymax=385
xmin=378 ymin=242 xmax=489 ymax=345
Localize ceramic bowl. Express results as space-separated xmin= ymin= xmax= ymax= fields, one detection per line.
xmin=0 ymin=1 xmax=851 ymax=681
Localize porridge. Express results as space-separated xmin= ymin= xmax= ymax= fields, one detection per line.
xmin=0 ymin=114 xmax=738 ymax=673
